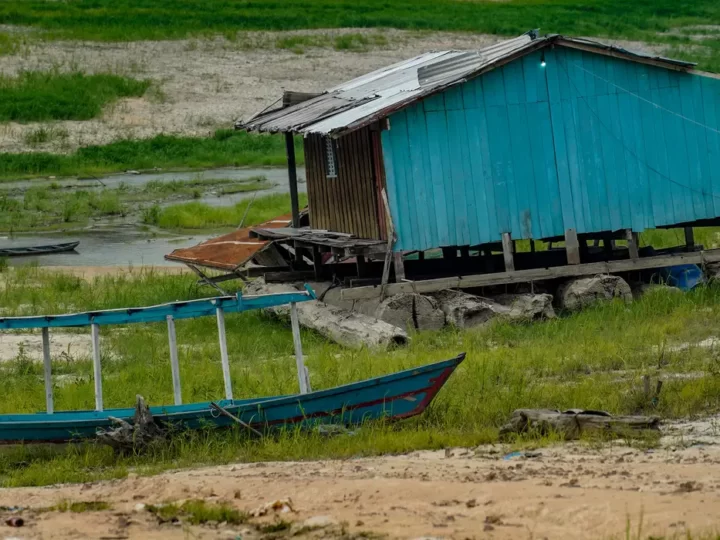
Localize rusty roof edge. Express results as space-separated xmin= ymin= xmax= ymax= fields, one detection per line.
xmin=553 ymin=35 xmax=697 ymax=68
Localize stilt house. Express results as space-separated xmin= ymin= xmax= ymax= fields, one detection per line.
xmin=170 ymin=31 xmax=720 ymax=297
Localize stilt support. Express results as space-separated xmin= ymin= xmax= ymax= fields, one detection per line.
xmin=626 ymin=229 xmax=639 ymax=259
xmin=502 ymin=233 xmax=515 ymax=272
xmin=565 ymin=228 xmax=581 ymax=265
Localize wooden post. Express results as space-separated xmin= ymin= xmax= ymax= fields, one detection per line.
xmin=393 ymin=252 xmax=406 ymax=282
xmin=442 ymin=247 xmax=457 ymax=259
xmin=285 ymin=133 xmax=300 ymax=228
xmin=460 ymin=246 xmax=470 ymax=259
xmin=290 ymin=302 xmax=311 ymax=394
xmin=684 ymin=227 xmax=695 ymax=252
xmin=502 ymin=233 xmax=515 ymax=272
xmin=625 ymin=229 xmax=639 ymax=259
xmin=312 ymin=246 xmax=323 ymax=279
xmin=356 ymin=255 xmax=368 ymax=278
xmin=91 ymin=322 xmax=103 ymax=411
xmin=216 ymin=307 xmax=233 ymax=400
xmin=166 ymin=315 xmax=182 ymax=406
xmin=565 ymin=228 xmax=581 ymax=265
xmin=41 ymin=327 xmax=53 ymax=414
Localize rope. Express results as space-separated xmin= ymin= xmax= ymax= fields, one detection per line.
xmin=556 ymin=57 xmax=720 ymax=202
xmin=565 ymin=60 xmax=720 ymax=136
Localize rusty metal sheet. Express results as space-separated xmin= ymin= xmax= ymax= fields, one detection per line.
xmin=165 ymin=214 xmax=293 ymax=271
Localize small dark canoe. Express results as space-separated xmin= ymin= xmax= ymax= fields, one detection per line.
xmin=0 ymin=241 xmax=79 ymax=257
xmin=0 ymin=354 xmax=465 ymax=443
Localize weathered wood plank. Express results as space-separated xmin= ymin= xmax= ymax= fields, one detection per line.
xmin=626 ymin=229 xmax=639 ymax=259
xmin=341 ymin=249 xmax=720 ymax=300
xmin=565 ymin=228 xmax=581 ymax=264
xmin=502 ymin=233 xmax=515 ymax=272
xmin=42 ymin=327 xmax=53 ymax=414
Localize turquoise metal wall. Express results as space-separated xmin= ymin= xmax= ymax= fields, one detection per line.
xmin=381 ymin=47 xmax=720 ymax=251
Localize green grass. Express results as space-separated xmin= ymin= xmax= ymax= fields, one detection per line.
xmin=0 ymin=175 xmax=273 ymax=232
xmin=0 ymin=72 xmax=150 ymax=123
xmin=2 ymin=268 xmax=720 ymax=486
xmin=147 ymin=500 xmax=248 ymax=525
xmin=54 ymin=500 xmax=111 ymax=513
xmin=145 ymin=192 xmax=308 ymax=230
xmin=0 ymin=0 xmax=714 ymax=44
xmin=0 ymin=130 xmax=303 ymax=181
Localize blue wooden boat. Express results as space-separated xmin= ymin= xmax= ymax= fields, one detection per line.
xmin=0 ymin=285 xmax=464 ymax=444
xmin=0 ymin=354 xmax=464 ymax=443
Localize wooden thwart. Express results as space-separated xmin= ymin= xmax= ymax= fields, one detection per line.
xmin=341 ymin=249 xmax=720 ymax=300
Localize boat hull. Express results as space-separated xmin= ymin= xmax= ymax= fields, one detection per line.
xmin=0 ymin=354 xmax=464 ymax=443
xmin=0 ymin=241 xmax=79 ymax=257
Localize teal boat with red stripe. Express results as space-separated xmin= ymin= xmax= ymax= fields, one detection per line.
xmin=0 ymin=286 xmax=463 ymax=444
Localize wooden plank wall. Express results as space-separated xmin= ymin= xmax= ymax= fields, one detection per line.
xmin=304 ymin=127 xmax=382 ymax=239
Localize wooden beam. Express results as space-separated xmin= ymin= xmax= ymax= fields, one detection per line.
xmin=285 ymin=132 xmax=300 ymax=228
xmin=556 ymin=39 xmax=692 ymax=74
xmin=442 ymin=247 xmax=457 ymax=259
xmin=685 ymin=227 xmax=695 ymax=252
xmin=393 ymin=252 xmax=406 ymax=282
xmin=565 ymin=228 xmax=581 ymax=265
xmin=502 ymin=233 xmax=515 ymax=272
xmin=626 ymin=229 xmax=639 ymax=259
xmin=340 ymin=249 xmax=720 ymax=300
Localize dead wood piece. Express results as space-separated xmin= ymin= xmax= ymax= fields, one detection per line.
xmin=499 ymin=408 xmax=660 ymax=440
xmin=245 ymin=279 xmax=409 ymax=349
xmin=96 ymin=395 xmax=166 ymax=454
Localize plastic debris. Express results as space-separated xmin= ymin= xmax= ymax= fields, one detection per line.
xmin=250 ymin=498 xmax=294 ymax=517
xmin=4 ymin=517 xmax=24 ymax=527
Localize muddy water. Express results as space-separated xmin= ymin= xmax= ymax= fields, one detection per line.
xmin=1 ymin=167 xmax=307 ymax=267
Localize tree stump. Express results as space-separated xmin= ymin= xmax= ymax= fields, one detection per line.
xmin=96 ymin=395 xmax=166 ymax=455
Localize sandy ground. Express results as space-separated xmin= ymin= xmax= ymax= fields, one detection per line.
xmin=0 ymin=29 xmax=666 ymax=154
xmin=1 ymin=424 xmax=720 ymax=539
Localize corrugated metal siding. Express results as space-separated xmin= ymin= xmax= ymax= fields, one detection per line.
xmin=382 ymin=47 xmax=720 ymax=251
xmin=305 ymin=128 xmax=382 ymax=239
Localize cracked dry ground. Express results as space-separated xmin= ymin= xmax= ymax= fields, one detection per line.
xmin=1 ymin=435 xmax=720 ymax=539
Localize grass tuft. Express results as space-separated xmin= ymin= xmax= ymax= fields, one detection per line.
xmin=147 ymin=500 xmax=248 ymax=525
xmin=0 ymin=71 xmax=150 ymax=123
xmin=54 ymin=500 xmax=111 ymax=513
xmin=146 ymin=192 xmax=308 ymax=230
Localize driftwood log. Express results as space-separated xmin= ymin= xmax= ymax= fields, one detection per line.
xmin=246 ymin=279 xmax=408 ymax=349
xmin=96 ymin=395 xmax=166 ymax=454
xmin=499 ymin=409 xmax=660 ymax=440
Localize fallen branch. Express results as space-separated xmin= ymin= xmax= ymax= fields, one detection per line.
xmin=499 ymin=408 xmax=660 ymax=440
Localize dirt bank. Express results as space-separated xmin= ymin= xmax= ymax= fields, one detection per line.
xmin=1 ymin=428 xmax=719 ymax=539
xmin=0 ymin=29 xmax=665 ymax=154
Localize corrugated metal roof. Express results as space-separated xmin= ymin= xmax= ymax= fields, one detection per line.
xmin=236 ymin=31 xmax=696 ymax=137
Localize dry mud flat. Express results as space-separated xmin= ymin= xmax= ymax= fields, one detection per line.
xmin=2 ymin=425 xmax=720 ymax=539
xmin=0 ymin=29 xmax=666 ymax=153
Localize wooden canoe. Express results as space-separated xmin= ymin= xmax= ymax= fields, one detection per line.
xmin=0 ymin=354 xmax=464 ymax=443
xmin=0 ymin=241 xmax=79 ymax=257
